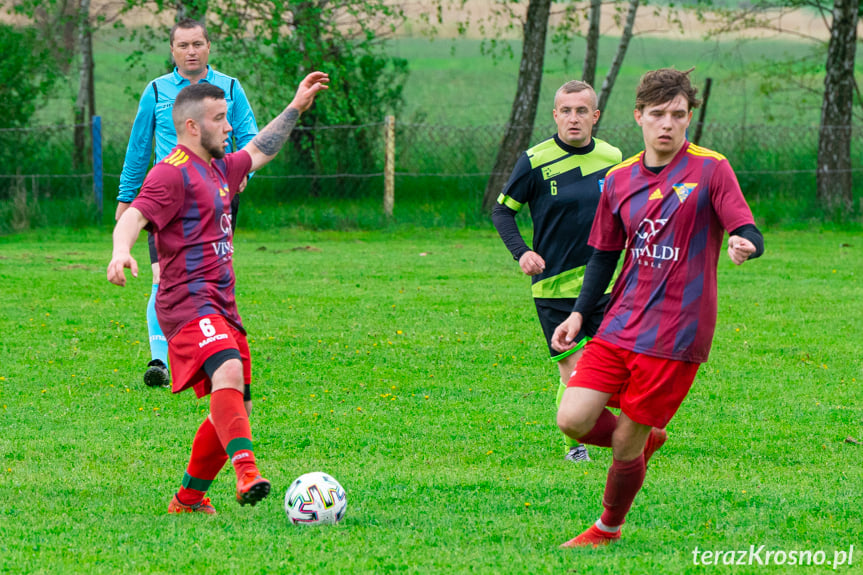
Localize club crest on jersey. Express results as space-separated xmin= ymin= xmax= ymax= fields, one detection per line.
xmin=219 ymin=183 xmax=229 ymax=198
xmin=673 ymin=183 xmax=698 ymax=203
xmin=598 ymin=179 xmax=605 ymax=194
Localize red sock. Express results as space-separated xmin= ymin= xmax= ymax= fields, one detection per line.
xmin=578 ymin=408 xmax=618 ymax=448
xmin=210 ymin=388 xmax=259 ymax=479
xmin=600 ymin=455 xmax=646 ymax=527
xmin=177 ymin=417 xmax=228 ymax=505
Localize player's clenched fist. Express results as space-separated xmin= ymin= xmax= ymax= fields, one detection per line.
xmin=727 ymin=235 xmax=756 ymax=265
xmin=518 ymin=250 xmax=546 ymax=276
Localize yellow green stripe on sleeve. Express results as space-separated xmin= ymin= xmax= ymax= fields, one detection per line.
xmin=497 ymin=193 xmax=523 ymax=212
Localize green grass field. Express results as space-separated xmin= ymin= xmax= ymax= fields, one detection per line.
xmin=1 ymin=228 xmax=860 ymax=573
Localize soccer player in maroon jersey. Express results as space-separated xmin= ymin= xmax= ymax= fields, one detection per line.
xmin=107 ymin=72 xmax=329 ymax=513
xmin=550 ymin=68 xmax=764 ymax=547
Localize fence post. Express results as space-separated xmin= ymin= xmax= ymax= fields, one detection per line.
xmin=383 ymin=115 xmax=395 ymax=218
xmin=91 ymin=115 xmax=103 ymax=222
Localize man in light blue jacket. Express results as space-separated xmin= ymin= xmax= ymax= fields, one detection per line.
xmin=116 ymin=18 xmax=258 ymax=388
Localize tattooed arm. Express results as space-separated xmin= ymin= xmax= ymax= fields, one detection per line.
xmin=244 ymin=71 xmax=330 ymax=172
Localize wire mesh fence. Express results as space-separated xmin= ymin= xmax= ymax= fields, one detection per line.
xmin=0 ymin=124 xmax=94 ymax=193
xmin=0 ymin=118 xmax=861 ymax=231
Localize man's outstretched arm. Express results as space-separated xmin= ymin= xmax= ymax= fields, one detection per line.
xmin=244 ymin=72 xmax=329 ymax=173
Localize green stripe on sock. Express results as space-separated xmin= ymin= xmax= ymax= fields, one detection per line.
xmin=226 ymin=437 xmax=254 ymax=458
xmin=182 ymin=471 xmax=213 ymax=492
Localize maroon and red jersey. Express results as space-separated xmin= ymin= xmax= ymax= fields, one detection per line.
xmin=131 ymin=145 xmax=252 ymax=341
xmin=589 ymin=141 xmax=755 ymax=363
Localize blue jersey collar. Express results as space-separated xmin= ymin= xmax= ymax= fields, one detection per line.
xmin=171 ymin=65 xmax=215 ymax=85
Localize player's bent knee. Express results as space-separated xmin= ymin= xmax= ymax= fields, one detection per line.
xmin=556 ymin=388 xmax=603 ymax=438
xmin=557 ymin=407 xmax=594 ymax=439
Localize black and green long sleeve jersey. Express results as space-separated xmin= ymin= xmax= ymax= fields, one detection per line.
xmin=493 ymin=134 xmax=622 ymax=298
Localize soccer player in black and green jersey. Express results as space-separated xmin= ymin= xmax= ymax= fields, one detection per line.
xmin=493 ymin=80 xmax=622 ymax=462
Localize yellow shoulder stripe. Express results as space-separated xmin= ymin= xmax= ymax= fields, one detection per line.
xmin=687 ymin=143 xmax=726 ymax=161
xmin=607 ymin=152 xmax=641 ymax=177
xmin=163 ymin=149 xmax=190 ymax=167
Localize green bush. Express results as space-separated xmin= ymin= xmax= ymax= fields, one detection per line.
xmin=0 ymin=24 xmax=58 ymax=130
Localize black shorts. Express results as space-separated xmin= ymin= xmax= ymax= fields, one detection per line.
xmin=148 ymin=231 xmax=158 ymax=265
xmin=230 ymin=194 xmax=240 ymax=231
xmin=534 ymin=294 xmax=611 ymax=361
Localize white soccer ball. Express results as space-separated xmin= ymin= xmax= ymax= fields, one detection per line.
xmin=285 ymin=471 xmax=347 ymax=525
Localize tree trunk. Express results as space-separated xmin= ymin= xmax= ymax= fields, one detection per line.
xmin=816 ymin=0 xmax=858 ymax=212
xmin=581 ymin=0 xmax=601 ymax=87
xmin=73 ymin=0 xmax=93 ymax=170
xmin=692 ymin=77 xmax=712 ymax=145
xmin=594 ymin=0 xmax=639 ymax=135
xmin=482 ymin=0 xmax=552 ymax=212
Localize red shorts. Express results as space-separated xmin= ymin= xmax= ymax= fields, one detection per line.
xmin=567 ymin=338 xmax=700 ymax=428
xmin=168 ymin=314 xmax=251 ymax=398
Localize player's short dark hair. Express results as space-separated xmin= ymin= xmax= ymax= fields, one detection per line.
xmin=170 ymin=18 xmax=209 ymax=45
xmin=554 ymin=80 xmax=598 ymax=110
xmin=172 ymin=83 xmax=225 ymax=131
xmin=635 ymin=68 xmax=701 ymax=111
